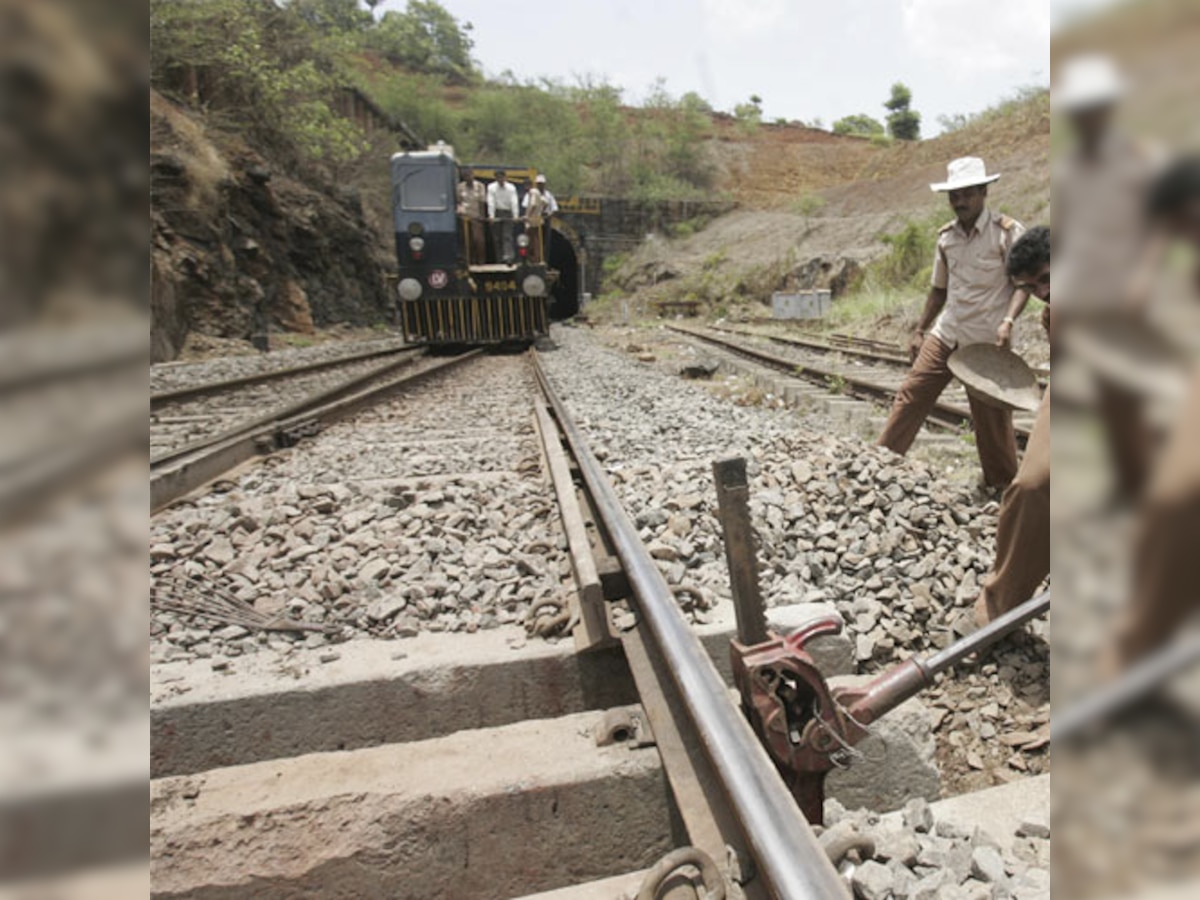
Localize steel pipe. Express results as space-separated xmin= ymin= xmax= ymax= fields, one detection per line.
xmin=924 ymin=590 xmax=1050 ymax=678
xmin=534 ymin=359 xmax=848 ymax=900
xmin=845 ymin=591 xmax=1050 ymax=727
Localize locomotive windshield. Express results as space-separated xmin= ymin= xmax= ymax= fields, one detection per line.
xmin=398 ymin=166 xmax=449 ymax=211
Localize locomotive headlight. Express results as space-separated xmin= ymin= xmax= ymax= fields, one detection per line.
xmin=398 ymin=278 xmax=422 ymax=301
xmin=408 ymin=236 xmax=425 ymax=252
xmin=522 ymin=274 xmax=547 ymax=297
xmin=516 ymin=234 xmax=530 ymax=249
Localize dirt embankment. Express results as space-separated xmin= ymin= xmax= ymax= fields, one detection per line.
xmin=150 ymin=91 xmax=392 ymax=362
xmin=606 ymin=94 xmax=1050 ymax=323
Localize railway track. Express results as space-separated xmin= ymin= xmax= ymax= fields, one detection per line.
xmin=150 ymin=348 xmax=475 ymax=512
xmin=667 ymin=324 xmax=1035 ymax=445
xmin=150 ymin=348 xmax=847 ymax=898
xmin=150 ymin=339 xmax=418 ymax=406
xmin=719 ymin=325 xmax=1051 ymax=384
xmin=150 ymin=345 xmax=425 ymax=459
xmin=150 ymin=331 xmax=1050 ymax=898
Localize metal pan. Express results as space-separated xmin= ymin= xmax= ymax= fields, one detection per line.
xmin=948 ymin=343 xmax=1042 ymax=412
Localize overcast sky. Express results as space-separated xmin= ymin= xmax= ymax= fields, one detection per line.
xmin=374 ymin=0 xmax=1080 ymax=135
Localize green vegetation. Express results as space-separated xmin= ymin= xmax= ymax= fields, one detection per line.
xmin=601 ymin=252 xmax=628 ymax=279
xmin=937 ymin=85 xmax=1048 ymax=135
xmin=825 ymin=373 xmax=847 ymax=395
xmin=151 ymin=0 xmax=724 ymax=199
xmin=816 ymin=212 xmax=945 ymax=331
xmin=151 ymin=0 xmax=368 ymax=163
xmin=884 ymin=82 xmax=921 ymax=141
xmin=833 ymin=114 xmax=885 ymax=137
xmin=869 ymin=214 xmax=941 ymax=291
xmin=733 ymin=95 xmax=764 ymax=135
xmin=790 ymin=193 xmax=827 ymax=219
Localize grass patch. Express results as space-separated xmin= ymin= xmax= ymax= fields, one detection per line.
xmin=820 ymin=285 xmax=919 ymax=333
xmin=790 ymin=193 xmax=826 ymax=218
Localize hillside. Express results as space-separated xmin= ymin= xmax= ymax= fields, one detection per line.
xmin=150 ymin=89 xmax=392 ymax=361
xmin=148 ymin=0 xmax=1051 ymax=357
xmin=603 ymin=90 xmax=1050 ymax=333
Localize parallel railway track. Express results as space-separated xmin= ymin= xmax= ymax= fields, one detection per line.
xmin=150 ymin=349 xmax=478 ymax=512
xmin=150 ymin=340 xmax=420 ymax=407
xmin=667 ymin=324 xmax=1035 ymax=446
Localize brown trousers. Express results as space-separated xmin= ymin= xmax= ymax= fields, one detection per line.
xmin=462 ymin=217 xmax=486 ymax=266
xmin=877 ymin=335 xmax=1019 ymax=487
xmin=526 ymin=217 xmax=544 ymax=264
xmin=1116 ymin=365 xmax=1200 ymax=664
xmin=977 ymin=391 xmax=1050 ymax=618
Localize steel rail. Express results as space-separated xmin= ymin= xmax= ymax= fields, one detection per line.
xmin=151 ymin=350 xmax=427 ymax=469
xmin=668 ymin=325 xmax=1032 ymax=444
xmin=151 ymin=343 xmax=419 ymax=407
xmin=532 ymin=354 xmax=849 ymax=900
xmin=716 ymin=325 xmax=1050 ymax=390
xmin=712 ymin=325 xmax=909 ymax=367
xmin=152 ymin=350 xmax=481 ymax=513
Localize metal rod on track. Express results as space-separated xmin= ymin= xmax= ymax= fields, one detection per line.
xmin=923 ymin=590 xmax=1049 ymax=678
xmin=844 ymin=591 xmax=1050 ymax=727
xmin=533 ymin=357 xmax=849 ymax=900
xmin=713 ymin=457 xmax=770 ymax=647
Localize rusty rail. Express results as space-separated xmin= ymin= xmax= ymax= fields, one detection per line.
xmin=532 ymin=353 xmax=849 ymax=900
xmin=151 ymin=341 xmax=418 ymax=407
xmin=152 ymin=350 xmax=481 ymax=512
xmin=668 ymin=325 xmax=1031 ymax=445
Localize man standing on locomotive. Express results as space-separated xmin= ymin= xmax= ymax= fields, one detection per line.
xmin=877 ymin=156 xmax=1027 ymax=489
xmin=534 ymin=173 xmax=558 ymax=218
xmin=523 ymin=180 xmax=547 ymax=263
xmin=973 ymin=226 xmax=1051 ymax=626
xmin=487 ymin=169 xmax=520 ymax=264
xmin=456 ymin=167 xmax=487 ymax=266
xmin=523 ymin=173 xmax=557 ymax=264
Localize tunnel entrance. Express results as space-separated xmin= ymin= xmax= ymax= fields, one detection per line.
xmin=547 ymin=228 xmax=580 ymax=320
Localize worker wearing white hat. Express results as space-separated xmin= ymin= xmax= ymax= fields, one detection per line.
xmin=530 ymin=173 xmax=558 ymax=217
xmin=877 ymin=156 xmax=1027 ymax=489
xmin=1053 ymin=53 xmax=1168 ymax=500
xmin=521 ymin=174 xmax=559 ymax=264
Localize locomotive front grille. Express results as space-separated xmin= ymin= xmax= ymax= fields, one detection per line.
xmin=401 ymin=296 xmax=549 ymax=344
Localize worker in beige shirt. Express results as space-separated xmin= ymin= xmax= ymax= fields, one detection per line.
xmin=877 ymin=156 xmax=1027 ymax=488
xmin=522 ymin=181 xmax=547 ymax=264
xmin=1053 ymin=54 xmax=1168 ymax=500
xmin=456 ymin=167 xmax=487 ymax=265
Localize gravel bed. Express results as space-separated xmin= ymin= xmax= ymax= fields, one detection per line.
xmin=150 ymin=352 xmax=419 ymax=457
xmin=540 ymin=324 xmax=1049 ymax=793
xmin=150 ymin=353 xmax=570 ymax=663
xmin=820 ymin=795 xmax=1049 ymax=900
xmin=150 ymin=335 xmax=408 ymax=394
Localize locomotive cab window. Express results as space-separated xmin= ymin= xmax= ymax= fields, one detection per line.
xmin=399 ymin=167 xmax=449 ymax=211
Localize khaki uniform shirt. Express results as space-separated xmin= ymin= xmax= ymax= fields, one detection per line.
xmin=456 ymin=181 xmax=486 ymax=219
xmin=524 ymin=187 xmax=547 ymax=225
xmin=930 ymin=208 xmax=1025 ymax=348
xmin=1053 ymin=132 xmax=1166 ymax=313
